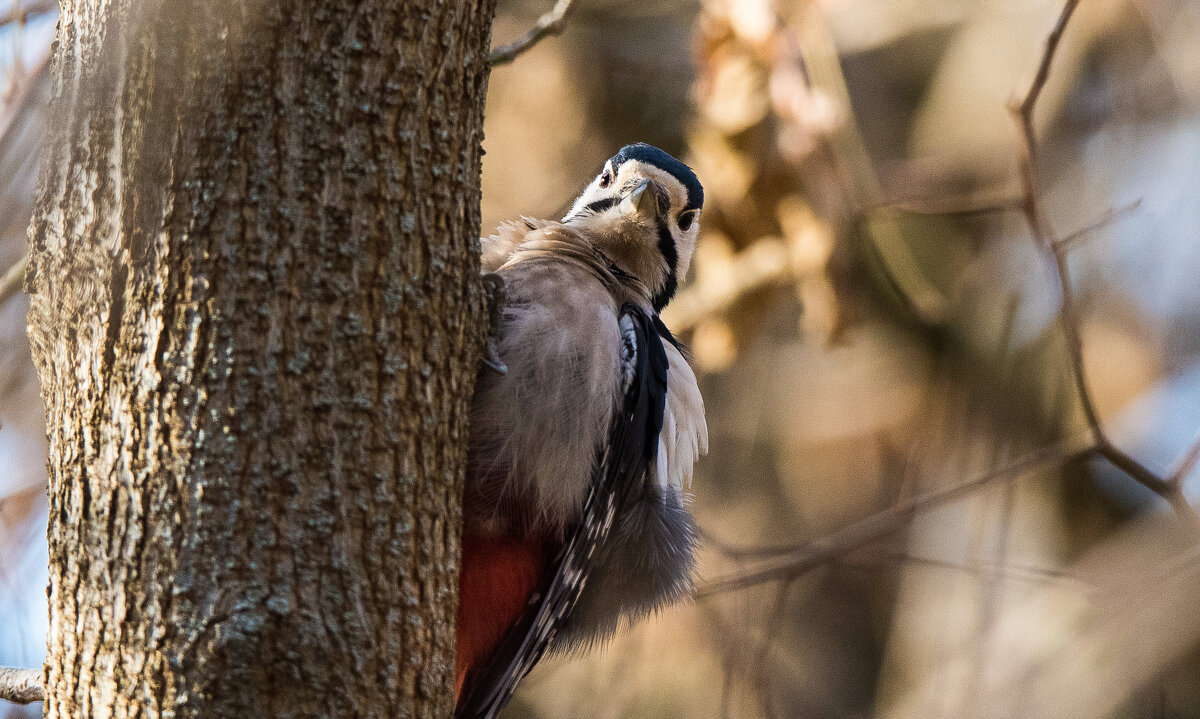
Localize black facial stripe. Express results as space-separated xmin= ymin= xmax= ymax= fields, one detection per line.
xmin=584 ymin=197 xmax=619 ymax=214
xmin=652 ymin=222 xmax=679 ymax=312
xmin=610 ymin=143 xmax=704 ymax=213
xmin=656 ymin=191 xmax=670 ymax=218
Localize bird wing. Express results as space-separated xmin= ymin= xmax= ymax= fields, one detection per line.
xmin=455 ymin=302 xmax=668 ymax=719
xmin=654 ymin=316 xmax=708 ymax=493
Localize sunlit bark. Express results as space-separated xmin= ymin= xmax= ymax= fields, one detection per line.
xmin=26 ymin=0 xmax=495 ymax=715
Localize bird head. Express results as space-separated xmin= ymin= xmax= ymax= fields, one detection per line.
xmin=562 ymin=143 xmax=704 ymax=312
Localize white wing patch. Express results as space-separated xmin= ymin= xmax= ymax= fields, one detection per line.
xmin=657 ymin=341 xmax=708 ymax=495
xmin=618 ymin=314 xmax=639 ymax=395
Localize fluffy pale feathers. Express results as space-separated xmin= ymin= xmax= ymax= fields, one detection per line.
xmin=472 ymin=219 xmax=706 ymax=529
xmin=457 ymin=144 xmax=707 ymax=719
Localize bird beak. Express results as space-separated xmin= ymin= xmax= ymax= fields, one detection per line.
xmin=622 ymin=179 xmax=667 ymax=221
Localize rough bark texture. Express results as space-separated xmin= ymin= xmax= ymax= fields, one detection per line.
xmin=26 ymin=0 xmax=495 ymax=716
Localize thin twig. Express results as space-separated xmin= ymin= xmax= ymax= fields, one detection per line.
xmin=0 ymin=0 xmax=55 ymax=29
xmin=1011 ymin=0 xmax=1200 ymax=524
xmin=1015 ymin=0 xmax=1082 ymax=161
xmin=718 ymin=653 xmax=735 ymax=719
xmin=1053 ymin=199 xmax=1142 ymax=254
xmin=887 ymin=194 xmax=1024 ymax=219
xmin=750 ymin=578 xmax=792 ymax=719
xmin=0 ymin=251 xmax=29 ymax=306
xmin=0 ymin=57 xmax=49 ymax=310
xmin=963 ymin=476 xmax=1017 ymax=715
xmin=1011 ymin=0 xmax=1093 ymax=427
xmin=699 ymin=526 xmax=800 ymax=561
xmin=0 ymin=666 xmax=41 ymax=704
xmin=845 ymin=551 xmax=1093 ymax=590
xmin=489 ymin=0 xmax=577 ymax=67
xmin=1167 ymin=428 xmax=1200 ymax=490
xmin=1095 ymin=439 xmax=1171 ymax=494
xmin=694 ymin=442 xmax=1085 ymax=598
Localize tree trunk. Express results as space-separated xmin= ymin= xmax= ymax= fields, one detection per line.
xmin=25 ymin=0 xmax=495 ymax=716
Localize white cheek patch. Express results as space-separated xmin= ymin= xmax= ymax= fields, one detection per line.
xmin=563 ymin=178 xmax=605 ymax=221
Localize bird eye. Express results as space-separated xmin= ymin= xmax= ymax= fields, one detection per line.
xmin=598 ymin=169 xmax=613 ymax=189
xmin=677 ymin=210 xmax=696 ymax=231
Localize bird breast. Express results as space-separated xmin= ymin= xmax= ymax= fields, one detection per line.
xmin=467 ymin=258 xmax=624 ymax=535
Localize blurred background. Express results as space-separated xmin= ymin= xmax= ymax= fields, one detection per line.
xmin=3 ymin=0 xmax=1200 ymax=716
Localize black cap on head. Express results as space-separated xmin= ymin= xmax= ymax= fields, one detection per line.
xmin=610 ymin=143 xmax=704 ymax=213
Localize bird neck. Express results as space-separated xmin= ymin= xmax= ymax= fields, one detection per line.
xmin=498 ymin=225 xmax=655 ymax=306
xmin=585 ymin=229 xmax=666 ymax=305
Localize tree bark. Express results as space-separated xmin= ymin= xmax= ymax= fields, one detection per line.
xmin=26 ymin=0 xmax=495 ymax=716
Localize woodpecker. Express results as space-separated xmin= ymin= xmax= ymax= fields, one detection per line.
xmin=456 ymin=144 xmax=708 ymax=718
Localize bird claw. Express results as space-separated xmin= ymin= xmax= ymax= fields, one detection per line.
xmin=482 ymin=273 xmax=508 ymax=374
xmin=483 ymin=348 xmax=508 ymax=374
xmin=482 ymin=273 xmax=506 ymax=324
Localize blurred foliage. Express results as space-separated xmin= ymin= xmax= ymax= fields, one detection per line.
xmin=483 ymin=0 xmax=1200 ymax=717
xmin=0 ymin=7 xmax=54 ymax=718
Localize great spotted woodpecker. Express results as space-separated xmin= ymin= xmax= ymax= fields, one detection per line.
xmin=457 ymin=144 xmax=708 ymax=718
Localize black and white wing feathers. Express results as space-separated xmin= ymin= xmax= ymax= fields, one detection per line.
xmin=455 ymin=304 xmax=669 ymax=719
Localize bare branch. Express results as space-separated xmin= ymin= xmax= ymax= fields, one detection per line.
xmin=1168 ymin=428 xmax=1200 ymax=490
xmin=750 ymin=578 xmax=792 ymax=719
xmin=1011 ymin=0 xmax=1199 ymax=521
xmin=1052 ymin=199 xmax=1142 ymax=254
xmin=0 ymin=251 xmax=28 ymax=307
xmin=0 ymin=666 xmax=41 ymax=704
xmin=1095 ymin=439 xmax=1171 ymax=494
xmin=1012 ymin=0 xmax=1107 ymax=444
xmin=887 ymin=194 xmax=1024 ymax=218
xmin=694 ymin=442 xmax=1086 ymax=598
xmin=698 ymin=0 xmax=1200 ymax=608
xmin=489 ymin=0 xmax=576 ymax=67
xmin=845 ymin=551 xmax=1095 ymax=590
xmin=1015 ymin=0 xmax=1082 ymax=159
